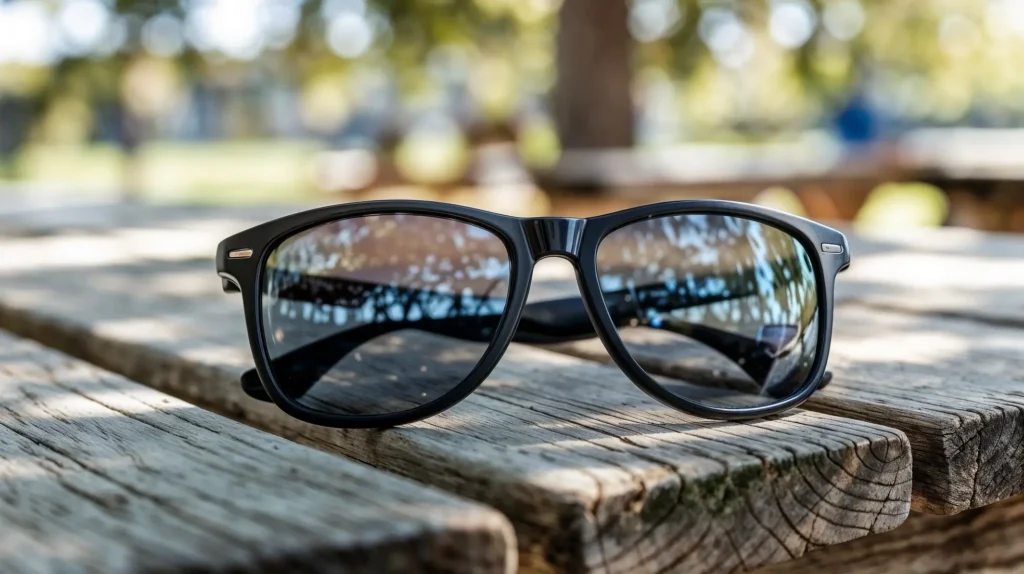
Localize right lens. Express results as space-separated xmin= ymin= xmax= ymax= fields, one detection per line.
xmin=596 ymin=213 xmax=820 ymax=409
xmin=260 ymin=214 xmax=511 ymax=417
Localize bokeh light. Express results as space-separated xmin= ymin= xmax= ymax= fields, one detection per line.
xmin=628 ymin=0 xmax=683 ymax=43
xmin=699 ymin=8 xmax=755 ymax=69
xmin=327 ymin=13 xmax=374 ymax=58
xmin=769 ymin=0 xmax=817 ymax=49
xmin=0 ymin=1 xmax=56 ymax=65
xmin=823 ymin=0 xmax=865 ymax=41
xmin=142 ymin=14 xmax=186 ymax=58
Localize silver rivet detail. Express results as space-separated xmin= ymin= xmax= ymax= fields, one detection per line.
xmin=228 ymin=248 xmax=253 ymax=259
xmin=821 ymin=243 xmax=844 ymax=254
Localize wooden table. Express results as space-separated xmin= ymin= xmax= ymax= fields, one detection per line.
xmin=0 ymin=332 xmax=513 ymax=573
xmin=0 ymin=203 xmax=1020 ymax=573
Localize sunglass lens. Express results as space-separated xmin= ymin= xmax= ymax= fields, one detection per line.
xmin=260 ymin=214 xmax=512 ymax=417
xmin=596 ymin=214 xmax=820 ymax=408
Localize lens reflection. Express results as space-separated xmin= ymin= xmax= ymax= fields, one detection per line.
xmin=596 ymin=214 xmax=819 ymax=408
xmin=261 ymin=214 xmax=511 ymax=417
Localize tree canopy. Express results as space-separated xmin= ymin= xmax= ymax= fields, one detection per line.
xmin=1 ymin=0 xmax=1022 ymax=152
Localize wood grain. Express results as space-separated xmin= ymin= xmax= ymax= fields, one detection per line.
xmin=0 ymin=330 xmax=515 ymax=574
xmin=752 ymin=494 xmax=1024 ymax=574
xmin=0 ymin=247 xmax=912 ymax=573
xmin=546 ymin=300 xmax=1024 ymax=515
xmin=527 ymin=228 xmax=1024 ymax=516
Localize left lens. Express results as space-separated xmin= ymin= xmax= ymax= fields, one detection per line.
xmin=595 ymin=213 xmax=820 ymax=409
xmin=260 ymin=213 xmax=511 ymax=417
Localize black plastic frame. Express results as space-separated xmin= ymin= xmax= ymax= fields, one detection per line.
xmin=217 ymin=200 xmax=850 ymax=428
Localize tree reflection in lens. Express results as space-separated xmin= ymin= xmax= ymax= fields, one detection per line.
xmin=261 ymin=214 xmax=511 ymax=416
xmin=596 ymin=214 xmax=819 ymax=407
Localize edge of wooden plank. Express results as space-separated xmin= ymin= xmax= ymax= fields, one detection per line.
xmin=752 ymin=494 xmax=1024 ymax=574
xmin=0 ymin=330 xmax=516 ymax=574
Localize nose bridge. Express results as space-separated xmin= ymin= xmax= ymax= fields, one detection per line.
xmin=523 ymin=217 xmax=586 ymax=260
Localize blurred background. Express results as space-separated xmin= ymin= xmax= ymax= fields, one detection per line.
xmin=2 ymin=0 xmax=1024 ymax=230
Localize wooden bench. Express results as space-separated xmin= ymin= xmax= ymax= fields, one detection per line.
xmin=0 ymin=206 xmax=921 ymax=573
xmin=0 ymin=330 xmax=514 ymax=573
xmin=742 ymin=226 xmax=1024 ymax=573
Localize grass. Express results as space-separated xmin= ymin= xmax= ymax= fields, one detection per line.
xmin=4 ymin=141 xmax=326 ymax=204
xmin=1 ymin=141 xmax=953 ymax=229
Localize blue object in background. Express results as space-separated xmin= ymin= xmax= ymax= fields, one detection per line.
xmin=835 ymin=93 xmax=878 ymax=144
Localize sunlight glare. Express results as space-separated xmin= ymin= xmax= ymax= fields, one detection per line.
xmin=56 ymin=0 xmax=111 ymax=56
xmin=327 ymin=13 xmax=374 ymax=58
xmin=187 ymin=0 xmax=266 ymax=60
xmin=769 ymin=0 xmax=818 ymax=49
xmin=822 ymin=0 xmax=865 ymax=41
xmin=0 ymin=1 xmax=56 ymax=65
xmin=698 ymin=8 xmax=755 ymax=69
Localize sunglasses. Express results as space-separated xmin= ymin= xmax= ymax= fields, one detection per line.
xmin=216 ymin=200 xmax=849 ymax=428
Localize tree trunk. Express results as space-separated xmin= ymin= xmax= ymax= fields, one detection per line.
xmin=554 ymin=0 xmax=634 ymax=149
xmin=0 ymin=98 xmax=34 ymax=159
xmin=116 ymin=102 xmax=145 ymax=202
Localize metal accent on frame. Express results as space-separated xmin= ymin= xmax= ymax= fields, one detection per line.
xmin=821 ymin=243 xmax=844 ymax=254
xmin=228 ymin=248 xmax=254 ymax=259
xmin=524 ymin=218 xmax=586 ymax=259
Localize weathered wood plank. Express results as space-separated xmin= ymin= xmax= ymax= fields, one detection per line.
xmin=752 ymin=494 xmax=1024 ymax=574
xmin=549 ymin=302 xmax=1024 ymax=515
xmin=525 ymin=227 xmax=1024 ymax=516
xmin=0 ymin=330 xmax=515 ymax=574
xmin=0 ymin=240 xmax=912 ymax=573
xmin=532 ymin=240 xmax=1024 ymax=516
xmin=840 ymin=227 xmax=1024 ymax=326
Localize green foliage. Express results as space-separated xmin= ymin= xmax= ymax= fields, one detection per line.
xmin=641 ymin=0 xmax=1024 ymax=133
xmin=4 ymin=0 xmax=1024 ymax=152
xmin=856 ymin=181 xmax=950 ymax=230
